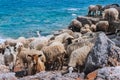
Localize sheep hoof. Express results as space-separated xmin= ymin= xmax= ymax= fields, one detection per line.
xmin=15 ymin=70 xmax=28 ymax=77
xmin=61 ymin=70 xmax=69 ymax=75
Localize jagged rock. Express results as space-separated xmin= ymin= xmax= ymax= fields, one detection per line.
xmin=76 ymin=16 xmax=92 ymax=26
xmin=77 ymin=16 xmax=100 ymax=25
xmin=109 ymin=21 xmax=120 ymax=34
xmin=84 ymin=32 xmax=120 ymax=75
xmin=95 ymin=66 xmax=120 ymax=80
xmin=111 ymin=37 xmax=120 ymax=47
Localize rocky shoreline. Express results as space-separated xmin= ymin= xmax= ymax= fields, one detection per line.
xmin=0 ymin=4 xmax=120 ymax=80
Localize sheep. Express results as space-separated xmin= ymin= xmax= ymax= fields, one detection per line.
xmin=80 ymin=24 xmax=92 ymax=34
xmin=29 ymin=37 xmax=49 ymax=50
xmin=66 ymin=38 xmax=89 ymax=58
xmin=73 ymin=32 xmax=82 ymax=39
xmin=4 ymin=46 xmax=18 ymax=71
xmin=88 ymin=5 xmax=102 ymax=16
xmin=17 ymin=37 xmax=32 ymax=48
xmin=96 ymin=21 xmax=109 ymax=33
xmin=27 ymin=54 xmax=45 ymax=75
xmin=102 ymin=8 xmax=119 ymax=21
xmin=0 ymin=43 xmax=5 ymax=54
xmin=4 ymin=38 xmax=17 ymax=47
xmin=90 ymin=24 xmax=96 ymax=32
xmin=53 ymin=29 xmax=74 ymax=36
xmin=115 ymin=7 xmax=120 ymax=19
xmin=68 ymin=42 xmax=94 ymax=73
xmin=52 ymin=32 xmax=74 ymax=44
xmin=4 ymin=37 xmax=33 ymax=48
xmin=42 ymin=41 xmax=66 ymax=70
xmin=16 ymin=43 xmax=46 ymax=74
xmin=68 ymin=19 xmax=82 ymax=32
xmin=102 ymin=4 xmax=120 ymax=11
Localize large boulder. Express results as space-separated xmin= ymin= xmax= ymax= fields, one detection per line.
xmin=84 ymin=32 xmax=120 ymax=75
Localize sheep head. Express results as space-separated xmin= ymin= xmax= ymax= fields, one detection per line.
xmin=28 ymin=54 xmax=42 ymax=65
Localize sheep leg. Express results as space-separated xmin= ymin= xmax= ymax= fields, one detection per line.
xmin=60 ymin=56 xmax=64 ymax=70
xmin=9 ymin=62 xmax=14 ymax=71
xmin=88 ymin=10 xmax=91 ymax=16
xmin=58 ymin=57 xmax=62 ymax=70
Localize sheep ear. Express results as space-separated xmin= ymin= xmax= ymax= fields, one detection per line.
xmin=38 ymin=54 xmax=42 ymax=57
xmin=28 ymin=55 xmax=32 ymax=57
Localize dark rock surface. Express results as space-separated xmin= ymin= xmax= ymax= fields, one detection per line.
xmin=95 ymin=66 xmax=120 ymax=80
xmin=84 ymin=32 xmax=120 ymax=75
xmin=77 ymin=16 xmax=100 ymax=25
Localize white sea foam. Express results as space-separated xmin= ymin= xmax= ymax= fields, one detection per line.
xmin=72 ymin=13 xmax=77 ymax=16
xmin=0 ymin=38 xmax=6 ymax=43
xmin=67 ymin=8 xmax=80 ymax=11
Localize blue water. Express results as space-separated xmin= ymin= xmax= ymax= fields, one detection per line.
xmin=0 ymin=0 xmax=120 ymax=39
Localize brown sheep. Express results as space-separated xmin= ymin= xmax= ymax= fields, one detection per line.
xmin=68 ymin=19 xmax=82 ymax=32
xmin=96 ymin=21 xmax=109 ymax=32
xmin=27 ymin=54 xmax=45 ymax=75
xmin=16 ymin=43 xmax=46 ymax=74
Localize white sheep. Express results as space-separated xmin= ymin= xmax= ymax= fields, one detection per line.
xmin=68 ymin=42 xmax=94 ymax=73
xmin=42 ymin=41 xmax=66 ymax=70
xmin=54 ymin=32 xmax=74 ymax=43
xmin=66 ymin=38 xmax=88 ymax=58
xmin=29 ymin=37 xmax=49 ymax=50
xmin=4 ymin=46 xmax=18 ymax=71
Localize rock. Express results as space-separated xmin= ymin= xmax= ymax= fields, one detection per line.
xmin=0 ymin=72 xmax=17 ymax=80
xmin=95 ymin=66 xmax=120 ymax=80
xmin=84 ymin=32 xmax=120 ymax=75
xmin=109 ymin=21 xmax=120 ymax=34
xmin=76 ymin=16 xmax=100 ymax=25
xmin=19 ymin=71 xmax=82 ymax=80
xmin=86 ymin=70 xmax=97 ymax=80
xmin=111 ymin=38 xmax=120 ymax=47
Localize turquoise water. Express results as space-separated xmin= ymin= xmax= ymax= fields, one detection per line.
xmin=0 ymin=0 xmax=120 ymax=39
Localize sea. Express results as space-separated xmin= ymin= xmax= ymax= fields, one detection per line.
xmin=0 ymin=0 xmax=120 ymax=42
